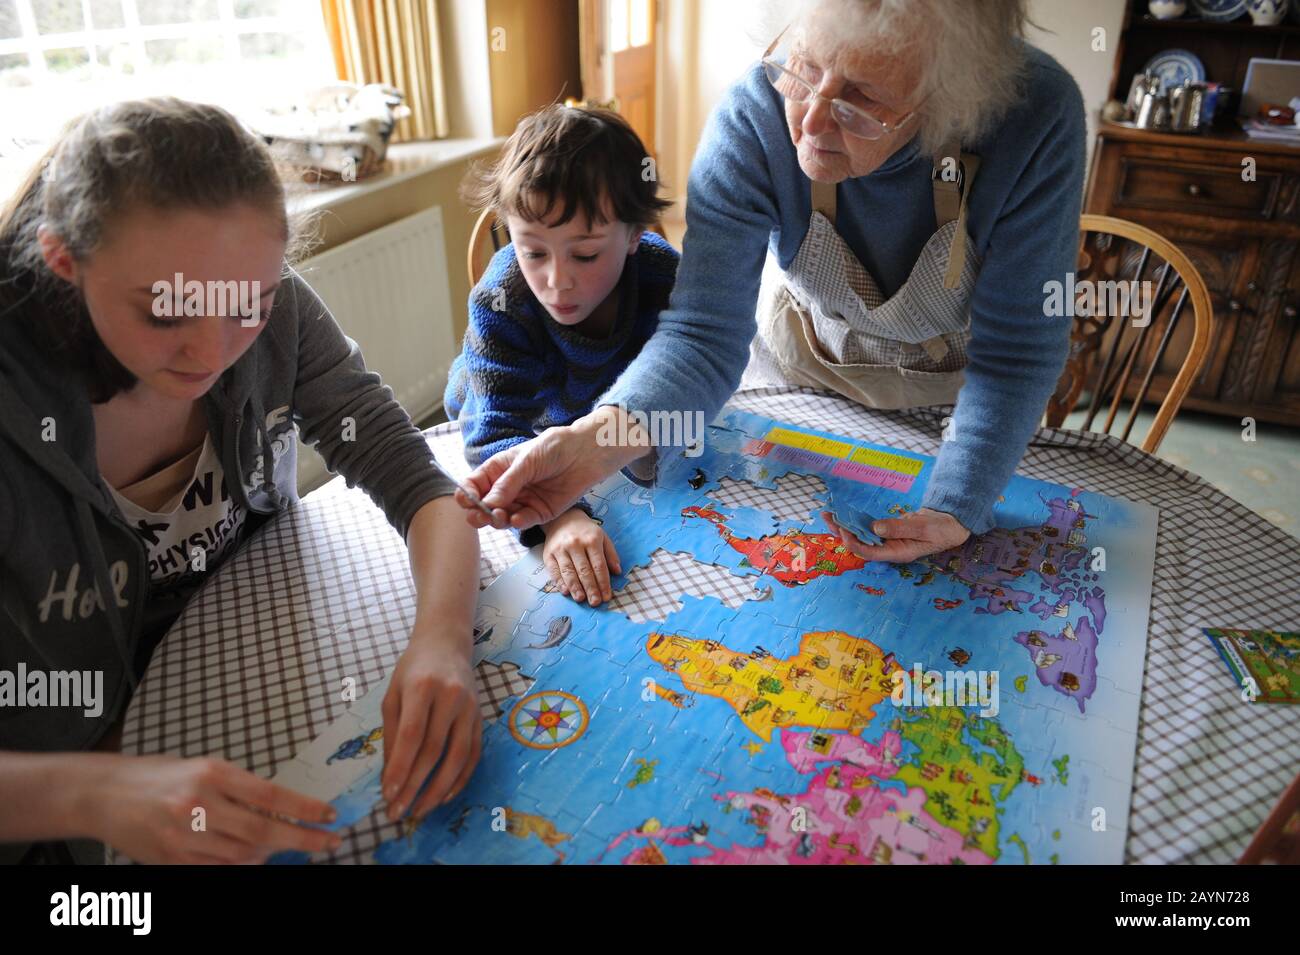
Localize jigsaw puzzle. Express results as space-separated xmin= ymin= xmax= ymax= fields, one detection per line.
xmin=273 ymin=410 xmax=1158 ymax=864
xmin=1204 ymin=627 xmax=1300 ymax=704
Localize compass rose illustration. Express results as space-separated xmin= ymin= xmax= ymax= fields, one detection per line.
xmin=508 ymin=691 xmax=589 ymax=750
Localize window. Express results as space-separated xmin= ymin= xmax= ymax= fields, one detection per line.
xmin=0 ymin=0 xmax=333 ymax=194
xmin=607 ymin=0 xmax=651 ymax=54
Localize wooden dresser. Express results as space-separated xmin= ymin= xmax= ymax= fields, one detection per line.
xmin=1083 ymin=9 xmax=1300 ymax=427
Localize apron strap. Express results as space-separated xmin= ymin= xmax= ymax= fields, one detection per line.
xmin=811 ymin=138 xmax=981 ymax=239
xmin=932 ymin=138 xmax=964 ymax=226
xmin=932 ymin=137 xmax=982 ymax=291
xmin=812 ymin=178 xmax=837 ymax=223
xmin=918 ymin=137 xmax=982 ymax=360
xmin=801 ymin=141 xmax=981 ymax=364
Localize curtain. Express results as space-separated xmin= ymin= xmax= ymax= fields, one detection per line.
xmin=320 ymin=0 xmax=449 ymax=141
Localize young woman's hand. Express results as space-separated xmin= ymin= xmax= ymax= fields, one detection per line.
xmin=542 ymin=508 xmax=622 ymax=606
xmin=380 ymin=637 xmax=482 ymax=824
xmin=824 ymin=507 xmax=971 ymax=564
xmin=93 ymin=754 xmax=341 ymax=864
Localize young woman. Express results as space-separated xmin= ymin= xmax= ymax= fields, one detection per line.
xmin=0 ymin=98 xmax=482 ymax=863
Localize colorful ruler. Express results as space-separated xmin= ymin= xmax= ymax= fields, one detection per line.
xmin=741 ymin=425 xmax=923 ymax=492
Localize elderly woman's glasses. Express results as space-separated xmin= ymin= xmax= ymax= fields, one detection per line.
xmin=761 ymin=30 xmax=918 ymax=142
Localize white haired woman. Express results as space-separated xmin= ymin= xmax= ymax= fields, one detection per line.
xmin=458 ymin=0 xmax=1085 ymax=578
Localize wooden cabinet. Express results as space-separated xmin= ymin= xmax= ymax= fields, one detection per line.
xmin=1087 ymin=128 xmax=1300 ymax=425
xmin=1084 ymin=7 xmax=1300 ymax=427
xmin=1253 ymin=245 xmax=1300 ymax=419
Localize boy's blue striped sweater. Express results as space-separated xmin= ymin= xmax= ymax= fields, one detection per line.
xmin=445 ymin=230 xmax=680 ymax=466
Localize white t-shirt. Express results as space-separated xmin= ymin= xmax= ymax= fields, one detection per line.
xmin=108 ymin=435 xmax=247 ymax=589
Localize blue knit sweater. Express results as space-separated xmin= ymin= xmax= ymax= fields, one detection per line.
xmin=445 ymin=230 xmax=681 ymax=466
xmin=599 ymin=45 xmax=1086 ymax=534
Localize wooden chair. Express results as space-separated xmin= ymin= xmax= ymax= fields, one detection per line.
xmin=1239 ymin=770 xmax=1300 ymax=864
xmin=467 ymin=206 xmax=511 ymax=288
xmin=1044 ymin=214 xmax=1215 ymax=455
xmin=467 ymin=207 xmax=667 ymax=287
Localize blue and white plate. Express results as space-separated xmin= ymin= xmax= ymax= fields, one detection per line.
xmin=1190 ymin=0 xmax=1247 ymax=20
xmin=1143 ymin=49 xmax=1207 ymax=92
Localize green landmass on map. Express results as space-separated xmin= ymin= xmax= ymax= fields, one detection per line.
xmin=1008 ymin=832 xmax=1031 ymax=864
xmin=1053 ymin=754 xmax=1070 ymax=785
xmin=891 ymin=706 xmax=1025 ymax=858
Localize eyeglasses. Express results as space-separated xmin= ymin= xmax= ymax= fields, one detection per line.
xmin=761 ymin=27 xmax=919 ymax=142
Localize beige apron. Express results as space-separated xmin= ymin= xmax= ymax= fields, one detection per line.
xmin=750 ymin=140 xmax=982 ymax=409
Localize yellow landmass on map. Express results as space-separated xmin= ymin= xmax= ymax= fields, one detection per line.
xmin=645 ymin=630 xmax=891 ymax=741
xmin=503 ymin=808 xmax=569 ymax=861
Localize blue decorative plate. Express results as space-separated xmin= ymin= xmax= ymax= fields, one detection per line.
xmin=1189 ymin=0 xmax=1247 ymax=20
xmin=1143 ymin=49 xmax=1207 ymax=92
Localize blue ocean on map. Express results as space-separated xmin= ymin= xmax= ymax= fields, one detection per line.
xmin=274 ymin=410 xmax=1158 ymax=865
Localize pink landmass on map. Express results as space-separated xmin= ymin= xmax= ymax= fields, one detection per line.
xmin=694 ymin=730 xmax=994 ymax=865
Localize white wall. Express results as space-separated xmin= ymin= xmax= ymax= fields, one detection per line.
xmin=438 ymin=0 xmax=495 ymax=140
xmin=1026 ymin=0 xmax=1127 ymax=164
xmin=656 ymin=0 xmax=767 ymax=219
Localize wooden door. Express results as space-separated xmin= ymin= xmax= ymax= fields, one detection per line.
xmin=610 ymin=0 xmax=656 ymax=155
xmin=487 ymin=0 xmax=582 ymax=139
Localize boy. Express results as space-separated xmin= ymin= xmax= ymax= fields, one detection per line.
xmin=445 ymin=105 xmax=678 ymax=607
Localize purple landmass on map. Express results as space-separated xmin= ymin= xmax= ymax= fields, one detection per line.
xmin=969 ymin=581 xmax=1035 ymax=616
xmin=1013 ymin=616 xmax=1099 ymax=713
xmin=1028 ymin=598 xmax=1055 ymax=618
xmin=1085 ymin=586 xmax=1106 ymax=634
xmin=920 ymin=496 xmax=1108 ymax=710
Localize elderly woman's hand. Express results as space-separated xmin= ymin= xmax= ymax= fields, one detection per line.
xmin=825 ymin=507 xmax=970 ymax=564
xmin=458 ymin=406 xmax=649 ymax=531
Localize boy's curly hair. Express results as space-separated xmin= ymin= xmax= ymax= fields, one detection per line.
xmin=462 ymin=104 xmax=671 ymax=231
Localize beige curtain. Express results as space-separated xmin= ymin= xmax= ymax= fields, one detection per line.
xmin=320 ymin=0 xmax=449 ymax=141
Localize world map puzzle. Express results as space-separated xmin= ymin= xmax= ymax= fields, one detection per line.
xmin=271 ymin=410 xmax=1158 ymax=865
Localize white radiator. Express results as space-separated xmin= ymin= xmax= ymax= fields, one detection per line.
xmin=293 ymin=205 xmax=457 ymax=492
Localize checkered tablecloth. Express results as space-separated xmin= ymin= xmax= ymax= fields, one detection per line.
xmin=120 ymin=387 xmax=1300 ymax=864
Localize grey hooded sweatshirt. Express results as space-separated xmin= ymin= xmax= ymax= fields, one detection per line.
xmin=0 ymin=268 xmax=458 ymax=755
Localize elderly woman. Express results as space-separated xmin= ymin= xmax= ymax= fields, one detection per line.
xmin=458 ymin=0 xmax=1084 ymax=575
